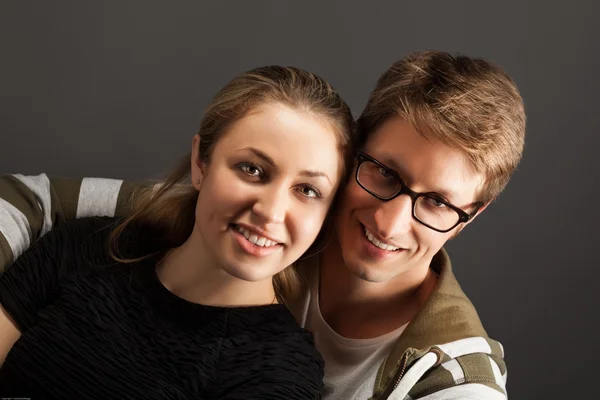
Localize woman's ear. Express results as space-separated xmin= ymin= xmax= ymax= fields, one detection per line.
xmin=191 ymin=134 xmax=204 ymax=190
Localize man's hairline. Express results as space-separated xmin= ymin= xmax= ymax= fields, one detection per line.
xmin=361 ymin=113 xmax=492 ymax=205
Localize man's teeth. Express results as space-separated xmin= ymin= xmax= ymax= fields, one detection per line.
xmin=234 ymin=225 xmax=278 ymax=247
xmin=364 ymin=227 xmax=400 ymax=251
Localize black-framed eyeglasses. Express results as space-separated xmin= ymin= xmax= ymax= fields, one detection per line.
xmin=355 ymin=152 xmax=482 ymax=233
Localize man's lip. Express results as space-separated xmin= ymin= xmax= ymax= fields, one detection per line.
xmin=361 ymin=223 xmax=405 ymax=249
xmin=231 ymin=223 xmax=284 ymax=245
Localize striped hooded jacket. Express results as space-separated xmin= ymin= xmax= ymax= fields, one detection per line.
xmin=0 ymin=174 xmax=508 ymax=399
xmin=367 ymin=249 xmax=507 ymax=399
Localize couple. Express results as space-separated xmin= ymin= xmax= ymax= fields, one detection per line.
xmin=0 ymin=50 xmax=525 ymax=399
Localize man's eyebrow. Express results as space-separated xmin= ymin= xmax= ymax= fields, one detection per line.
xmin=237 ymin=147 xmax=333 ymax=184
xmin=381 ymin=156 xmax=459 ymax=203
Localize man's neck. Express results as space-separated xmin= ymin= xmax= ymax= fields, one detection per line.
xmin=317 ymin=243 xmax=438 ymax=339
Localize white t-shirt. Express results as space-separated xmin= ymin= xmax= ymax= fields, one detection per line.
xmin=296 ymin=266 xmax=408 ymax=400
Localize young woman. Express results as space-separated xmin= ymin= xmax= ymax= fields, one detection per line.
xmin=0 ymin=66 xmax=356 ymax=399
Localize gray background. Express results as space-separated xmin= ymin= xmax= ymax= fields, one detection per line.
xmin=1 ymin=1 xmax=597 ymax=398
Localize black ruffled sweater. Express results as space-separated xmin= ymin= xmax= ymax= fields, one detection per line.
xmin=0 ymin=217 xmax=322 ymax=399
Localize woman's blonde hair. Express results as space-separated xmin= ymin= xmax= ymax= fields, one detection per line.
xmin=109 ymin=66 xmax=357 ymax=305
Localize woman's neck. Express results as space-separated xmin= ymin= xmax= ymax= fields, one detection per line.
xmin=156 ymin=227 xmax=277 ymax=307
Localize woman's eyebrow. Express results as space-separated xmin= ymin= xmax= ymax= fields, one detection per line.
xmin=237 ymin=147 xmax=275 ymax=167
xmin=299 ymin=170 xmax=332 ymax=184
xmin=238 ymin=147 xmax=332 ymax=185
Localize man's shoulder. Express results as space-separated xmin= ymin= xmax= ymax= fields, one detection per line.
xmin=375 ymin=250 xmax=507 ymax=398
xmin=407 ymin=337 xmax=507 ymax=399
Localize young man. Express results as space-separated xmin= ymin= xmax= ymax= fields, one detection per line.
xmin=0 ymin=51 xmax=525 ymax=399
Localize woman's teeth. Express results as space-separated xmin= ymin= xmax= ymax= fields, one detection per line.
xmin=234 ymin=225 xmax=278 ymax=247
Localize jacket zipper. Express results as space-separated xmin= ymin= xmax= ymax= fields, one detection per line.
xmin=378 ymin=353 xmax=409 ymax=400
xmin=377 ymin=348 xmax=442 ymax=400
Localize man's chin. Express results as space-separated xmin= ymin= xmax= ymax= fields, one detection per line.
xmin=343 ymin=258 xmax=393 ymax=283
xmin=343 ymin=249 xmax=418 ymax=284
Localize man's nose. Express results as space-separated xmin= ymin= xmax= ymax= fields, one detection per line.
xmin=372 ymin=194 xmax=413 ymax=239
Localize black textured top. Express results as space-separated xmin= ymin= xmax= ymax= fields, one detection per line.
xmin=0 ymin=217 xmax=323 ymax=399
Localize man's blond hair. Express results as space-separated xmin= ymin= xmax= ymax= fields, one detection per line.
xmin=358 ymin=50 xmax=526 ymax=203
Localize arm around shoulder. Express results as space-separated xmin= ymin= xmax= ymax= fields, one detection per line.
xmin=0 ymin=174 xmax=141 ymax=273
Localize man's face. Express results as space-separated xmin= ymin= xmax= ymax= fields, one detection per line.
xmin=334 ymin=117 xmax=485 ymax=282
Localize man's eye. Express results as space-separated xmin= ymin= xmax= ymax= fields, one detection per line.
xmin=238 ymin=163 xmax=264 ymax=178
xmin=378 ymin=167 xmax=393 ymax=178
xmin=425 ymin=197 xmax=446 ymax=208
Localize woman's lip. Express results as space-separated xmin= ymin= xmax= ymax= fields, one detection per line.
xmin=231 ymin=226 xmax=283 ymax=257
xmin=231 ymin=223 xmax=284 ymax=245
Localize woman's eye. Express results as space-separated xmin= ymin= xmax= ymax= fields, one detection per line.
xmin=298 ymin=185 xmax=321 ymax=199
xmin=238 ymin=163 xmax=263 ymax=178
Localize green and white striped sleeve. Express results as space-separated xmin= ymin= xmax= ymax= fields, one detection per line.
xmin=0 ymin=174 xmax=142 ymax=274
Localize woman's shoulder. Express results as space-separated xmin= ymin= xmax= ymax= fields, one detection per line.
xmin=53 ymin=216 xmax=120 ymax=243
xmin=59 ymin=217 xmax=160 ymax=259
xmin=226 ymin=304 xmax=323 ymax=360
xmin=215 ymin=305 xmax=324 ymax=398
xmin=227 ymin=304 xmax=309 ymax=335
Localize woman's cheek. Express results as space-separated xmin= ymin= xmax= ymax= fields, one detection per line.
xmin=296 ymin=205 xmax=329 ymax=244
xmin=216 ymin=175 xmax=254 ymax=203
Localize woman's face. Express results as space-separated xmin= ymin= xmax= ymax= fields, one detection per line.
xmin=190 ymin=103 xmax=343 ymax=282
